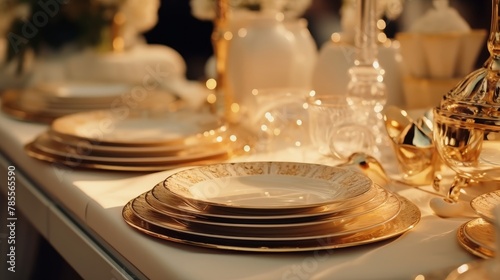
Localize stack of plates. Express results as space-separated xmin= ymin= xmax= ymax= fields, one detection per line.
xmin=25 ymin=108 xmax=238 ymax=172
xmin=1 ymin=82 xmax=178 ymax=123
xmin=457 ymin=190 xmax=500 ymax=259
xmin=123 ymin=162 xmax=421 ymax=252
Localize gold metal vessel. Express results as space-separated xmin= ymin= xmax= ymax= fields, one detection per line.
xmin=433 ymin=0 xmax=500 ymax=203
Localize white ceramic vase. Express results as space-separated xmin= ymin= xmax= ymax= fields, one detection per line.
xmin=222 ymin=11 xmax=318 ymax=121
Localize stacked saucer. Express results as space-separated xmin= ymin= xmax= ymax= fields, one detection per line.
xmin=123 ymin=162 xmax=421 ymax=252
xmin=1 ymin=82 xmax=177 ymax=123
xmin=25 ymin=108 xmax=237 ymax=172
xmin=457 ymin=190 xmax=500 ymax=259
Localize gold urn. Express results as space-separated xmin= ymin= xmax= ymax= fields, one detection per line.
xmin=433 ymin=0 xmax=500 ymax=203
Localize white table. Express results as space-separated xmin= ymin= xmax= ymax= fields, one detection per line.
xmin=0 ymin=110 xmax=479 ymax=280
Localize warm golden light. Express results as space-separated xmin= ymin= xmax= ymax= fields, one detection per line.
xmin=378 ymin=32 xmax=387 ymax=43
xmin=223 ymin=31 xmax=233 ymax=40
xmin=377 ymin=19 xmax=386 ymax=30
xmin=457 ymin=264 xmax=470 ymax=274
xmin=207 ymin=93 xmax=217 ymax=104
xmin=113 ymin=37 xmax=124 ymax=52
xmin=413 ymin=275 xmax=425 ymax=280
xmin=206 ymin=78 xmax=217 ymax=90
xmin=231 ymin=103 xmax=240 ymax=113
xmin=237 ymin=28 xmax=247 ymax=38
xmin=331 ymin=32 xmax=341 ymax=43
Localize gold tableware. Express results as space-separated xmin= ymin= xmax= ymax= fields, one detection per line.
xmin=148 ymin=181 xmax=384 ymax=223
xmin=457 ymin=218 xmax=495 ymax=259
xmin=122 ymin=192 xmax=420 ymax=252
xmin=432 ymin=0 xmax=500 ymax=207
xmin=161 ymin=161 xmax=373 ymax=212
xmin=383 ymin=106 xmax=441 ymax=186
xmin=470 ymin=190 xmax=500 ymax=224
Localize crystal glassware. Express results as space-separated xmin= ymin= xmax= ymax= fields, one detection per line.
xmin=433 ymin=0 xmax=500 ymax=205
xmin=346 ymin=0 xmax=388 ymax=160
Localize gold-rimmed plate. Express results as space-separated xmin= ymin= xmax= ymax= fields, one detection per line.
xmin=145 ymin=184 xmax=389 ymax=224
xmin=25 ymin=141 xmax=230 ymax=172
xmin=457 ymin=218 xmax=495 ymax=259
xmin=50 ymin=108 xmax=225 ymax=146
xmin=462 ymin=218 xmax=495 ymax=253
xmin=131 ymin=192 xmax=401 ymax=241
xmin=122 ymin=193 xmax=420 ymax=252
xmin=141 ymin=190 xmax=399 ymax=236
xmin=149 ymin=181 xmax=381 ymax=221
xmin=29 ymin=132 xmax=228 ymax=163
xmin=47 ymin=130 xmax=225 ymax=156
xmin=162 ymin=162 xmax=373 ymax=212
xmin=470 ymin=190 xmax=500 ymax=224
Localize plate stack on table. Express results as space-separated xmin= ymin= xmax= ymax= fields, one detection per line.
xmin=457 ymin=190 xmax=500 ymax=259
xmin=123 ymin=162 xmax=421 ymax=252
xmin=1 ymin=82 xmax=178 ymax=123
xmin=24 ymin=108 xmax=240 ymax=172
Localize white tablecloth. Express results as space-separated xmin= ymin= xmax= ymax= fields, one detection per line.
xmin=0 ymin=110 xmax=479 ymax=280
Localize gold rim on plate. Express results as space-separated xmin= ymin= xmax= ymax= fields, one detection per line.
xmin=470 ymin=190 xmax=500 ymax=224
xmin=142 ymin=185 xmax=395 ymax=229
xmin=24 ymin=141 xmax=230 ymax=172
xmin=122 ymin=193 xmax=420 ymax=252
xmin=50 ymin=108 xmax=226 ymax=146
xmin=457 ymin=219 xmax=495 ymax=259
xmin=149 ymin=181 xmax=382 ymax=221
xmin=29 ymin=132 xmax=229 ymax=164
xmin=132 ymin=192 xmax=401 ymax=240
xmin=162 ymin=161 xmax=374 ymax=211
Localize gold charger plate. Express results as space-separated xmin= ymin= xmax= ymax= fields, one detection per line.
xmin=457 ymin=218 xmax=495 ymax=259
xmin=29 ymin=132 xmax=228 ymax=163
xmin=122 ymin=193 xmax=420 ymax=252
xmin=162 ymin=162 xmax=373 ymax=212
xmin=133 ymin=191 xmax=400 ymax=240
xmin=148 ymin=182 xmax=384 ymax=222
xmin=1 ymin=90 xmax=60 ymax=123
xmin=25 ymin=141 xmax=230 ymax=172
xmin=470 ymin=190 xmax=500 ymax=224
xmin=48 ymin=130 xmax=225 ymax=156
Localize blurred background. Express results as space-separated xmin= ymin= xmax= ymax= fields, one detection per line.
xmin=0 ymin=0 xmax=493 ymax=83
xmin=146 ymin=0 xmax=492 ymax=80
xmin=0 ymin=0 xmax=494 ymax=279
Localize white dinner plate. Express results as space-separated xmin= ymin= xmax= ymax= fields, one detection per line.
xmin=163 ymin=162 xmax=373 ymax=211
